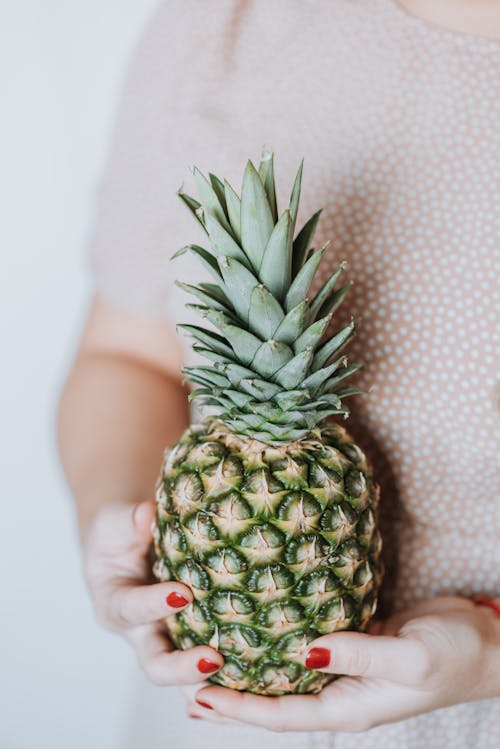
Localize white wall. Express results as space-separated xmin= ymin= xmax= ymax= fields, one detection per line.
xmin=0 ymin=3 xmax=160 ymax=747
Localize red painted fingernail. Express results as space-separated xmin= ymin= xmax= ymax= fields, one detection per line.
xmin=197 ymin=658 xmax=220 ymax=674
xmin=196 ymin=699 xmax=214 ymax=710
xmin=189 ymin=714 xmax=203 ymax=720
xmin=305 ymin=647 xmax=331 ymax=669
xmin=166 ymin=592 xmax=189 ymax=608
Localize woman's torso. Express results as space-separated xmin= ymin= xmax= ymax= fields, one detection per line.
xmin=89 ymin=2 xmax=500 ymax=746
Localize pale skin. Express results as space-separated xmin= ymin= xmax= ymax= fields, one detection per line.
xmin=57 ymin=0 xmax=500 ymax=731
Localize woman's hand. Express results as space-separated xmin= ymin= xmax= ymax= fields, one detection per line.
xmin=191 ymin=596 xmax=500 ymax=731
xmin=83 ymin=499 xmax=224 ymax=686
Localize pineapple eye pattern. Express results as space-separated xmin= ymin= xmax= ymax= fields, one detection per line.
xmin=315 ymin=595 xmax=356 ymax=633
xmin=246 ymin=563 xmax=295 ymax=594
xmin=207 ymin=590 xmax=255 ymax=621
xmin=343 ymin=467 xmax=367 ymax=498
xmin=186 ymin=440 xmax=226 ymax=468
xmin=178 ymin=600 xmax=214 ymax=639
xmin=210 ymin=656 xmax=251 ymax=691
xmin=160 ymin=519 xmax=187 ymax=563
xmin=171 ymin=472 xmax=204 ymax=516
xmin=256 ymin=660 xmax=303 ymax=695
xmin=218 ymin=624 xmax=262 ymax=657
xmin=204 ymin=547 xmax=248 ymax=583
xmin=156 ymin=427 xmax=381 ymax=694
xmin=183 ymin=511 xmax=220 ymax=542
xmin=239 ymin=522 xmax=285 ymax=546
xmin=256 ymin=598 xmax=306 ymax=633
xmin=175 ymin=558 xmax=211 ymax=592
xmin=293 ymin=567 xmax=342 ymax=598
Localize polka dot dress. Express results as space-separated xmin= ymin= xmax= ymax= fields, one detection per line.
xmin=88 ymin=1 xmax=500 ymax=747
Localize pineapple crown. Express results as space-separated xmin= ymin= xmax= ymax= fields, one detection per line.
xmin=173 ymin=148 xmax=365 ymax=445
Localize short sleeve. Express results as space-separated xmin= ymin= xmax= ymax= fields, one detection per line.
xmin=86 ymin=0 xmax=240 ymax=325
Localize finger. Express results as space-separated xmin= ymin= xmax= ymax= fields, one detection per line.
xmin=87 ymin=500 xmax=156 ymax=559
xmin=129 ymin=624 xmax=225 ymax=686
xmin=303 ymin=631 xmax=431 ymax=685
xmin=182 ymin=676 xmax=248 ymax=724
xmin=187 ymin=701 xmax=248 ymax=726
xmin=192 ymin=686 xmax=329 ymax=732
xmin=109 ymin=580 xmax=193 ymax=628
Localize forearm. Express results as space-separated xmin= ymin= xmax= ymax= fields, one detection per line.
xmin=57 ymin=351 xmax=189 ymax=535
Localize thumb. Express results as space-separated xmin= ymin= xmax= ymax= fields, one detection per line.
xmin=131 ymin=499 xmax=156 ymax=539
xmin=303 ymin=630 xmax=430 ymax=685
xmin=89 ymin=499 xmax=156 ymax=555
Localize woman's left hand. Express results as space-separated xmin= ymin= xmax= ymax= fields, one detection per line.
xmin=187 ymin=596 xmax=500 ymax=731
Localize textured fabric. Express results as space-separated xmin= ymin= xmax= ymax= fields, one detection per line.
xmin=88 ymin=1 xmax=500 ymax=747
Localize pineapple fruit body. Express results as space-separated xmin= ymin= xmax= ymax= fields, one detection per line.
xmin=153 ymin=418 xmax=382 ymax=695
xmin=152 ymin=150 xmax=383 ymax=695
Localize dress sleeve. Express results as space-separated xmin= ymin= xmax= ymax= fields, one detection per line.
xmin=86 ymin=0 xmax=239 ymax=325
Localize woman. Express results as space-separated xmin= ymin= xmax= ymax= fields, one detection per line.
xmin=57 ymin=1 xmax=500 ymax=747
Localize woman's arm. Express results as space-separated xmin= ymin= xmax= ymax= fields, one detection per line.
xmin=56 ymin=294 xmax=224 ymax=685
xmin=57 ymin=294 xmax=189 ymax=535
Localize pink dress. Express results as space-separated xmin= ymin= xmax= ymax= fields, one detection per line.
xmin=88 ymin=1 xmax=500 ymax=746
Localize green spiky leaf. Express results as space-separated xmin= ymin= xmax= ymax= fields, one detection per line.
xmin=309 ymin=261 xmax=347 ymax=321
xmin=259 ymin=210 xmax=293 ymax=302
xmin=252 ymin=340 xmax=294 ymax=378
xmin=292 ymin=209 xmax=322 ymax=276
xmin=273 ymin=301 xmax=308 ymax=345
xmin=204 ymin=210 xmax=249 ymax=266
xmin=258 ymin=149 xmax=278 ymax=222
xmin=172 ymin=152 xmax=367 ymax=443
xmin=241 ymin=160 xmax=274 ymax=272
xmin=218 ymin=256 xmax=260 ymax=324
xmin=312 ymin=321 xmax=356 ymax=371
xmin=273 ymin=347 xmax=314 ymax=389
xmin=284 ymin=245 xmax=327 ymax=312
xmin=248 ymin=285 xmax=285 ymax=340
xmin=223 ymin=180 xmax=242 ymax=241
xmin=289 ymin=158 xmax=303 ymax=235
xmin=177 ymin=189 xmax=208 ymax=234
xmin=193 ymin=166 xmax=231 ymax=232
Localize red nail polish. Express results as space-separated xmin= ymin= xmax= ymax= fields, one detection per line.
xmin=197 ymin=658 xmax=220 ymax=674
xmin=196 ymin=699 xmax=214 ymax=710
xmin=305 ymin=647 xmax=331 ymax=669
xmin=166 ymin=592 xmax=189 ymax=608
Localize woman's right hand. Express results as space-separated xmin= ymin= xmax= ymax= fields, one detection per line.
xmin=82 ymin=499 xmax=224 ymax=685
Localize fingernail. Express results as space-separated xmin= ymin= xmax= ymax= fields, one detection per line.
xmin=197 ymin=658 xmax=220 ymax=674
xmin=196 ymin=699 xmax=214 ymax=710
xmin=305 ymin=647 xmax=331 ymax=669
xmin=166 ymin=591 xmax=189 ymax=608
xmin=189 ymin=714 xmax=203 ymax=720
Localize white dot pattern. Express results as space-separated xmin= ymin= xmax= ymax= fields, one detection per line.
xmin=88 ymin=1 xmax=500 ymax=746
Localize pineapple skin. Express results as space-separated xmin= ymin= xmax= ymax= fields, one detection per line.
xmin=153 ymin=418 xmax=382 ymax=696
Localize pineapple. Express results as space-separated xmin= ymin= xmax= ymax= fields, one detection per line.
xmin=153 ymin=150 xmax=382 ymax=696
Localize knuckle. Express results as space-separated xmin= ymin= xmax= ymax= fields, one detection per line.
xmin=268 ymin=720 xmax=287 ymax=733
xmin=344 ymin=646 xmax=372 ymax=676
xmin=144 ymin=667 xmax=165 ymax=686
xmin=409 ymin=641 xmax=434 ymax=684
xmin=268 ymin=702 xmax=289 ymax=733
xmin=349 ymin=715 xmax=374 ymax=733
xmin=93 ymin=600 xmax=118 ymax=632
xmin=109 ymin=589 xmax=133 ymax=630
xmin=141 ymin=658 xmax=167 ymax=686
